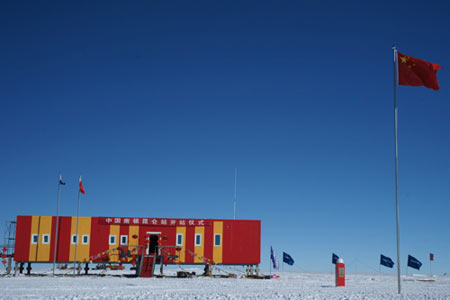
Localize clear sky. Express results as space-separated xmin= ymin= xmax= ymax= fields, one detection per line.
xmin=1 ymin=0 xmax=449 ymax=274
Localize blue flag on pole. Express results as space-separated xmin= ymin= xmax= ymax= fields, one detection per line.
xmin=283 ymin=252 xmax=294 ymax=266
xmin=407 ymin=255 xmax=422 ymax=270
xmin=332 ymin=253 xmax=339 ymax=264
xmin=270 ymin=247 xmax=279 ymax=270
xmin=59 ymin=174 xmax=66 ymax=185
xmin=380 ymin=255 xmax=394 ymax=268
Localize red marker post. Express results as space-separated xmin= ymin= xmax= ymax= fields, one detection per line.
xmin=335 ymin=258 xmax=345 ymax=287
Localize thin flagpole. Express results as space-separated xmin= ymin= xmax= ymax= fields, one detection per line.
xmin=73 ymin=175 xmax=82 ymax=274
xmin=392 ymin=45 xmax=401 ymax=294
xmin=430 ymin=255 xmax=432 ymax=277
xmin=233 ymin=168 xmax=237 ymax=220
xmin=53 ymin=173 xmax=62 ymax=276
xmin=269 ymin=248 xmax=272 ymax=276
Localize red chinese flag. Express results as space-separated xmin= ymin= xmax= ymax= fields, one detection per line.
xmin=79 ymin=180 xmax=85 ymax=194
xmin=398 ymin=52 xmax=442 ymax=90
xmin=430 ymin=253 xmax=434 ymax=261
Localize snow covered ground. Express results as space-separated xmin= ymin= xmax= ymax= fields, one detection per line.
xmin=1 ymin=268 xmax=450 ymax=299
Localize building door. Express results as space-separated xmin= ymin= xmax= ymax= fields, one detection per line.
xmin=149 ymin=235 xmax=159 ymax=254
xmin=145 ymin=232 xmax=161 ymax=255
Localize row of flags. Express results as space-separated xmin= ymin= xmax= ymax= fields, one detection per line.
xmin=270 ymin=247 xmax=294 ymax=269
xmin=271 ymin=249 xmax=435 ymax=271
xmin=380 ymin=254 xmax=435 ymax=270
xmin=334 ymin=252 xmax=433 ymax=271
xmin=59 ymin=174 xmax=85 ymax=194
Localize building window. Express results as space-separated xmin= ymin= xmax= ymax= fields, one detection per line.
xmin=82 ymin=235 xmax=89 ymax=245
xmin=71 ymin=234 xmax=78 ymax=244
xmin=31 ymin=234 xmax=39 ymax=244
xmin=176 ymin=233 xmax=183 ymax=246
xmin=42 ymin=234 xmax=50 ymax=244
xmin=120 ymin=235 xmax=128 ymax=245
xmin=195 ymin=234 xmax=202 ymax=246
xmin=214 ymin=234 xmax=221 ymax=246
xmin=109 ymin=235 xmax=117 ymax=245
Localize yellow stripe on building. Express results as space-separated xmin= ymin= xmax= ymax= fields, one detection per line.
xmin=213 ymin=221 xmax=223 ymax=264
xmin=128 ymin=226 xmax=139 ymax=261
xmin=69 ymin=217 xmax=91 ymax=262
xmin=176 ymin=226 xmax=186 ymax=263
xmin=36 ymin=216 xmax=52 ymax=261
xmin=28 ymin=216 xmax=40 ymax=262
xmin=194 ymin=226 xmax=205 ymax=263
xmin=109 ymin=225 xmax=120 ymax=262
xmin=77 ymin=217 xmax=91 ymax=262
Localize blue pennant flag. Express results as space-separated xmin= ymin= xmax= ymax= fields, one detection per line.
xmin=380 ymin=255 xmax=394 ymax=268
xmin=59 ymin=174 xmax=66 ymax=185
xmin=407 ymin=255 xmax=422 ymax=270
xmin=332 ymin=253 xmax=339 ymax=264
xmin=283 ymin=252 xmax=294 ymax=266
xmin=270 ymin=247 xmax=279 ymax=270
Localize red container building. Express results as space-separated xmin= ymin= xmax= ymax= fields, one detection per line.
xmin=14 ymin=215 xmax=260 ymax=273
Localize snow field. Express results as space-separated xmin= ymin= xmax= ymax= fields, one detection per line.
xmin=1 ymin=271 xmax=449 ymax=299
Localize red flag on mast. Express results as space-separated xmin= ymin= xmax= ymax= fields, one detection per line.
xmin=398 ymin=52 xmax=442 ymax=90
xmin=79 ymin=178 xmax=85 ymax=195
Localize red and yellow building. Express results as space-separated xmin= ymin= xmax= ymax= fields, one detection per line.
xmin=14 ymin=216 xmax=260 ymax=266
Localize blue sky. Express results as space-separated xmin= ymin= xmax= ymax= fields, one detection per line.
xmin=1 ymin=0 xmax=449 ymax=274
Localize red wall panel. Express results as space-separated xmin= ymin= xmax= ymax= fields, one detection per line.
xmin=14 ymin=216 xmax=31 ymax=262
xmin=185 ymin=226 xmax=195 ymax=263
xmin=90 ymin=217 xmax=109 ymax=260
xmin=160 ymin=227 xmax=176 ymax=258
xmin=48 ymin=216 xmax=57 ymax=262
xmin=57 ymin=216 xmax=72 ymax=262
xmin=222 ymin=220 xmax=260 ymax=264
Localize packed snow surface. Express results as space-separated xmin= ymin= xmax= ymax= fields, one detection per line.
xmin=1 ymin=269 xmax=450 ymax=299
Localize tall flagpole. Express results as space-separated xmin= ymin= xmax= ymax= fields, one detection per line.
xmin=392 ymin=45 xmax=401 ymax=294
xmin=233 ymin=168 xmax=237 ymax=220
xmin=53 ymin=173 xmax=62 ymax=276
xmin=269 ymin=248 xmax=272 ymax=276
xmin=430 ymin=255 xmax=432 ymax=276
xmin=73 ymin=175 xmax=82 ymax=274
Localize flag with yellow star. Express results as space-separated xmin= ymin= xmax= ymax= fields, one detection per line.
xmin=398 ymin=52 xmax=442 ymax=90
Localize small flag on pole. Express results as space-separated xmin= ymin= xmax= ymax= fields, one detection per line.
xmin=332 ymin=253 xmax=339 ymax=264
xmin=380 ymin=254 xmax=394 ymax=268
xmin=430 ymin=253 xmax=434 ymax=261
xmin=79 ymin=177 xmax=85 ymax=194
xmin=282 ymin=252 xmax=294 ymax=266
xmin=59 ymin=174 xmax=66 ymax=185
xmin=270 ymin=247 xmax=279 ymax=270
xmin=397 ymin=52 xmax=442 ymax=90
xmin=407 ymin=255 xmax=422 ymax=270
